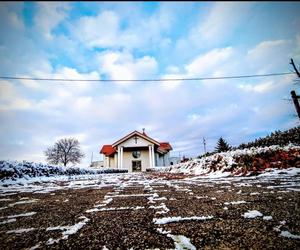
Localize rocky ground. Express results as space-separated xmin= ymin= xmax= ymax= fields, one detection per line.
xmin=0 ymin=171 xmax=300 ymax=250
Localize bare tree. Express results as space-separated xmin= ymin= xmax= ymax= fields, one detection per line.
xmin=45 ymin=138 xmax=85 ymax=166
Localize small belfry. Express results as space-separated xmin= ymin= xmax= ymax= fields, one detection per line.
xmin=100 ymin=130 xmax=172 ymax=172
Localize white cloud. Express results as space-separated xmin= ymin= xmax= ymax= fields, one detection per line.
xmin=0 ymin=97 xmax=33 ymax=111
xmin=0 ymin=80 xmax=34 ymax=111
xmin=238 ymin=81 xmax=274 ymax=93
xmin=97 ymin=50 xmax=158 ymax=82
xmin=71 ymin=4 xmax=174 ymax=50
xmin=192 ymin=2 xmax=252 ymax=44
xmin=73 ymin=10 xmax=120 ymax=48
xmin=0 ymin=2 xmax=24 ymax=30
xmin=158 ymin=47 xmax=235 ymax=91
xmin=185 ymin=47 xmax=234 ymax=76
xmin=174 ymin=2 xmax=253 ymax=59
xmin=0 ymin=80 xmax=16 ymax=100
xmin=54 ymin=133 xmax=88 ymax=143
xmin=35 ymin=2 xmax=70 ymax=40
xmin=7 ymin=11 xmax=24 ymax=30
xmin=246 ymin=39 xmax=292 ymax=73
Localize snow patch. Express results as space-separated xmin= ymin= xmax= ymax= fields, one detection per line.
xmin=153 ymin=216 xmax=213 ymax=225
xmin=86 ymin=206 xmax=145 ymax=213
xmin=46 ymin=216 xmax=90 ymax=245
xmin=6 ymin=212 xmax=36 ymax=219
xmin=243 ymin=210 xmax=263 ymax=218
xmin=156 ymin=227 xmax=171 ymax=234
xmin=280 ymin=230 xmax=300 ymax=239
xmin=0 ymin=218 xmax=16 ymax=225
xmin=224 ymin=201 xmax=247 ymax=205
xmin=9 ymin=199 xmax=39 ymax=206
xmin=263 ymin=216 xmax=273 ymax=221
xmin=168 ymin=234 xmax=196 ymax=250
xmin=6 ymin=228 xmax=35 ymax=234
xmin=28 ymin=244 xmax=40 ymax=250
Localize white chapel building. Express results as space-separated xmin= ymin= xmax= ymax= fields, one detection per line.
xmin=100 ymin=130 xmax=172 ymax=172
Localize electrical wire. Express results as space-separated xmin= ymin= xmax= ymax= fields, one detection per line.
xmin=0 ymin=72 xmax=295 ymax=83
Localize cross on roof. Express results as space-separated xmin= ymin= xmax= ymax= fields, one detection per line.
xmin=133 ymin=135 xmax=139 ymax=144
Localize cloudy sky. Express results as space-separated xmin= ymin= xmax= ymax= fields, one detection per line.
xmin=0 ymin=2 xmax=300 ymax=166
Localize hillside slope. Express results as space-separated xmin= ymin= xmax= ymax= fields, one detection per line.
xmin=157 ymin=145 xmax=300 ymax=177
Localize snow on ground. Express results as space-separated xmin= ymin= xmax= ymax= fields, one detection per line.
xmin=153 ymin=216 xmax=214 ymax=225
xmin=149 ymin=203 xmax=170 ymax=214
xmin=46 ymin=216 xmax=90 ymax=245
xmin=4 ymin=212 xmax=37 ymax=219
xmin=8 ymin=199 xmax=39 ymax=206
xmin=7 ymin=228 xmax=36 ymax=234
xmin=0 ymin=198 xmax=12 ymax=201
xmin=151 ymin=144 xmax=300 ymax=177
xmin=0 ymin=218 xmax=16 ymax=225
xmin=280 ymin=231 xmax=300 ymax=239
xmin=263 ymin=216 xmax=273 ymax=221
xmin=168 ymin=234 xmax=196 ymax=250
xmin=224 ymin=201 xmax=247 ymax=205
xmin=243 ymin=210 xmax=263 ymax=218
xmin=1 ymin=161 xmax=300 ymax=249
xmin=156 ymin=226 xmax=196 ymax=249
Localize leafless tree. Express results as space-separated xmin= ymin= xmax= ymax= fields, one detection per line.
xmin=44 ymin=138 xmax=85 ymax=166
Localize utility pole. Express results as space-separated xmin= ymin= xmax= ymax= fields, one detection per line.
xmin=290 ymin=58 xmax=300 ymax=77
xmin=203 ymin=137 xmax=207 ymax=155
xmin=290 ymin=58 xmax=300 ymax=121
xmin=90 ymin=151 xmax=93 ymax=164
xmin=202 ymin=137 xmax=207 ymax=168
xmin=291 ymin=91 xmax=300 ymax=120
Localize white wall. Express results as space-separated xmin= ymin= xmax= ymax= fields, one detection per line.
xmin=122 ymin=149 xmax=150 ymax=172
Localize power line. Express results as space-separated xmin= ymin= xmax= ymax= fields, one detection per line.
xmin=0 ymin=72 xmax=295 ymax=83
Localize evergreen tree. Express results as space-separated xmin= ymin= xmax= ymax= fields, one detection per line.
xmin=215 ymin=137 xmax=231 ymax=153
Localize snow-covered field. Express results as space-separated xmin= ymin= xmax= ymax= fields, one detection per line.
xmin=0 ymin=169 xmax=300 ymax=249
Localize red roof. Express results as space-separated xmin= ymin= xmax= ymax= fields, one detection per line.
xmin=159 ymin=142 xmax=173 ymax=151
xmin=157 ymin=142 xmax=172 ymax=154
xmin=100 ymin=131 xmax=172 ymax=156
xmin=100 ymin=145 xmax=116 ymax=156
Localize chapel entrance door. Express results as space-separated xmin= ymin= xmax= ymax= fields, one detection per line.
xmin=132 ymin=160 xmax=142 ymax=172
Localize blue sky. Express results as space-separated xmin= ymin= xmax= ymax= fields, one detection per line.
xmin=0 ymin=2 xmax=300 ymax=166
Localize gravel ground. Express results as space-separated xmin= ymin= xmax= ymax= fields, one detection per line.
xmin=0 ymin=171 xmax=299 ymax=249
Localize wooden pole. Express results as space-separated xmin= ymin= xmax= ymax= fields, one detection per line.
xmin=291 ymin=90 xmax=300 ymax=120
xmin=203 ymin=137 xmax=207 ymax=155
xmin=290 ymin=58 xmax=300 ymax=77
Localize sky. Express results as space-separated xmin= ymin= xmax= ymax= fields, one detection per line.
xmin=0 ymin=2 xmax=300 ymax=166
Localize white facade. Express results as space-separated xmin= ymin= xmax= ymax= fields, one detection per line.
xmin=101 ymin=131 xmax=172 ymax=172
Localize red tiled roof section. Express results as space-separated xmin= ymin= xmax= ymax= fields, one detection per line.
xmin=159 ymin=142 xmax=173 ymax=151
xmin=100 ymin=145 xmax=116 ymax=156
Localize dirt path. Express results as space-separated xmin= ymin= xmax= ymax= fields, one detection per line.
xmin=0 ymin=172 xmax=299 ymax=249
